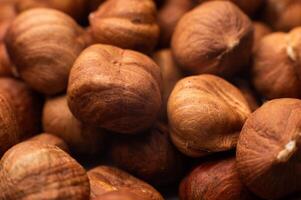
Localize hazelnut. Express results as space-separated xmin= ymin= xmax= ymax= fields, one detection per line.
xmin=109 ymin=123 xmax=183 ymax=186
xmin=28 ymin=133 xmax=69 ymax=153
xmin=88 ymin=166 xmax=164 ymax=200
xmin=153 ymin=49 xmax=182 ymax=120
xmin=236 ymin=98 xmax=301 ymax=199
xmin=0 ymin=43 xmax=16 ymax=77
xmin=168 ymin=74 xmax=251 ymax=157
xmin=89 ymin=0 xmax=159 ymax=53
xmin=252 ymin=21 xmax=272 ymax=52
xmin=92 ymin=190 xmax=145 ymax=200
xmin=43 ymin=95 xmax=106 ymax=156
xmin=252 ymin=27 xmax=301 ymax=99
xmin=0 ymin=2 xmax=16 ymax=41
xmin=171 ymin=1 xmax=253 ymax=77
xmin=0 ymin=141 xmax=90 ymax=199
xmin=67 ymin=44 xmax=162 ymax=134
xmin=5 ymin=8 xmax=86 ymax=95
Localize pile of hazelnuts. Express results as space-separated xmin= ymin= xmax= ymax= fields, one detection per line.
xmin=0 ymin=0 xmax=300 ymax=200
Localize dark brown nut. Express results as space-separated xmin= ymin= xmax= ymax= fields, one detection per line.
xmin=168 ymin=74 xmax=251 ymax=157
xmin=253 ymin=21 xmax=272 ymax=52
xmin=43 ymin=95 xmax=106 ymax=156
xmin=0 ymin=78 xmax=42 ymax=156
xmin=157 ymin=0 xmax=194 ymax=47
xmin=67 ymin=44 xmax=162 ymax=134
xmin=0 ymin=43 xmax=16 ymax=77
xmin=264 ymin=0 xmax=301 ymax=31
xmin=88 ymin=166 xmax=164 ymax=200
xmin=179 ymin=158 xmax=255 ymax=200
xmin=172 ymin=1 xmax=253 ymax=77
xmin=0 ymin=141 xmax=90 ymax=200
xmin=92 ymin=190 xmax=146 ymax=200
xmin=5 ymin=8 xmax=86 ymax=95
xmin=109 ymin=123 xmax=183 ymax=186
xmin=252 ymin=27 xmax=301 ymax=99
xmin=236 ymin=98 xmax=301 ymax=200
xmin=89 ymin=0 xmax=159 ymax=53
xmin=234 ymin=79 xmax=260 ymax=111
xmin=153 ymin=49 xmax=182 ymax=120
xmin=28 ymin=133 xmax=69 ymax=153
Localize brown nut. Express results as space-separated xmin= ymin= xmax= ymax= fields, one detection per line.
xmin=179 ymin=158 xmax=255 ymax=200
xmin=0 ymin=43 xmax=15 ymax=77
xmin=0 ymin=78 xmax=42 ymax=156
xmin=89 ymin=0 xmax=159 ymax=53
xmin=153 ymin=49 xmax=182 ymax=120
xmin=93 ymin=190 xmax=146 ymax=200
xmin=236 ymin=98 xmax=301 ymax=200
xmin=252 ymin=27 xmax=301 ymax=99
xmin=43 ymin=95 xmax=106 ymax=156
xmin=0 ymin=2 xmax=16 ymax=41
xmin=87 ymin=0 xmax=104 ymax=12
xmin=67 ymin=44 xmax=162 ymax=134
xmin=109 ymin=123 xmax=183 ymax=186
xmin=168 ymin=74 xmax=251 ymax=157
xmin=5 ymin=8 xmax=86 ymax=95
xmin=28 ymin=133 xmax=69 ymax=153
xmin=88 ymin=166 xmax=164 ymax=200
xmin=0 ymin=141 xmax=90 ymax=200
xmin=171 ymin=1 xmax=253 ymax=77
xmin=253 ymin=21 xmax=272 ymax=52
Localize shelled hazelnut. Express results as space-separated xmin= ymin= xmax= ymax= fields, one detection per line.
xmin=92 ymin=190 xmax=146 ymax=200
xmin=0 ymin=1 xmax=16 ymax=41
xmin=252 ymin=22 xmax=272 ymax=52
xmin=28 ymin=133 xmax=69 ymax=153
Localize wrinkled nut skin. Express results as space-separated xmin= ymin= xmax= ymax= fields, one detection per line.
xmin=109 ymin=123 xmax=183 ymax=186
xmin=89 ymin=0 xmax=159 ymax=53
xmin=153 ymin=49 xmax=182 ymax=120
xmin=172 ymin=1 xmax=253 ymax=77
xmin=88 ymin=166 xmax=164 ymax=200
xmin=0 ymin=141 xmax=90 ymax=200
xmin=237 ymin=98 xmax=301 ymax=200
xmin=43 ymin=95 xmax=106 ymax=156
xmin=28 ymin=133 xmax=69 ymax=153
xmin=253 ymin=22 xmax=272 ymax=52
xmin=93 ymin=190 xmax=146 ymax=200
xmin=0 ymin=78 xmax=42 ymax=156
xmin=168 ymin=74 xmax=251 ymax=157
xmin=179 ymin=158 xmax=255 ymax=200
xmin=5 ymin=8 xmax=86 ymax=95
xmin=252 ymin=27 xmax=301 ymax=99
xmin=67 ymin=44 xmax=162 ymax=134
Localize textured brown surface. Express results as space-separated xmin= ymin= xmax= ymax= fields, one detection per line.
xmin=237 ymin=98 xmax=301 ymax=199
xmin=92 ymin=190 xmax=146 ymax=200
xmin=29 ymin=133 xmax=69 ymax=153
xmin=89 ymin=0 xmax=159 ymax=53
xmin=67 ymin=44 xmax=162 ymax=134
xmin=172 ymin=0 xmax=253 ymax=77
xmin=88 ymin=166 xmax=164 ymax=200
xmin=0 ymin=141 xmax=90 ymax=200
xmin=252 ymin=21 xmax=272 ymax=52
xmin=168 ymin=74 xmax=251 ymax=157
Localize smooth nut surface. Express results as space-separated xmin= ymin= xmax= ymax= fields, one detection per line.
xmin=67 ymin=44 xmax=162 ymax=134
xmin=252 ymin=21 xmax=272 ymax=52
xmin=168 ymin=74 xmax=251 ymax=157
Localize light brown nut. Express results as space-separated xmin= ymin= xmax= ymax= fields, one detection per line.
xmin=92 ymin=190 xmax=146 ymax=200
xmin=252 ymin=21 xmax=272 ymax=52
xmin=168 ymin=74 xmax=251 ymax=157
xmin=5 ymin=8 xmax=86 ymax=95
xmin=28 ymin=133 xmax=69 ymax=153
xmin=67 ymin=44 xmax=162 ymax=134
xmin=237 ymin=98 xmax=301 ymax=200
xmin=0 ymin=141 xmax=90 ymax=200
xmin=89 ymin=0 xmax=159 ymax=53
xmin=171 ymin=0 xmax=253 ymax=77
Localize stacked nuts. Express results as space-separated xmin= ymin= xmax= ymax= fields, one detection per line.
xmin=0 ymin=0 xmax=301 ymax=200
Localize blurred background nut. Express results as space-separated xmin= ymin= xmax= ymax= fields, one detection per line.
xmin=168 ymin=74 xmax=251 ymax=157
xmin=237 ymin=98 xmax=301 ymax=200
xmin=28 ymin=133 xmax=69 ymax=153
xmin=43 ymin=95 xmax=106 ymax=156
xmin=67 ymin=44 xmax=162 ymax=134
xmin=172 ymin=1 xmax=253 ymax=77
xmin=5 ymin=8 xmax=86 ymax=95
xmin=0 ymin=141 xmax=90 ymax=200
xmin=0 ymin=1 xmax=16 ymax=42
xmin=89 ymin=0 xmax=159 ymax=53
xmin=88 ymin=166 xmax=164 ymax=200
xmin=252 ymin=21 xmax=272 ymax=52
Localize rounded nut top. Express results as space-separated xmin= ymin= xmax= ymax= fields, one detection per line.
xmin=67 ymin=44 xmax=162 ymax=134
xmin=89 ymin=0 xmax=159 ymax=53
xmin=172 ymin=0 xmax=253 ymax=77
xmin=28 ymin=133 xmax=69 ymax=153
xmin=168 ymin=74 xmax=251 ymax=157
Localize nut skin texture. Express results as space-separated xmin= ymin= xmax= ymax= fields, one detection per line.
xmin=89 ymin=0 xmax=159 ymax=54
xmin=88 ymin=166 xmax=164 ymax=200
xmin=28 ymin=133 xmax=69 ymax=153
xmin=179 ymin=158 xmax=254 ymax=200
xmin=252 ymin=27 xmax=301 ymax=99
xmin=168 ymin=74 xmax=251 ymax=157
xmin=109 ymin=123 xmax=183 ymax=186
xmin=253 ymin=22 xmax=272 ymax=52
xmin=172 ymin=1 xmax=253 ymax=77
xmin=92 ymin=190 xmax=145 ymax=200
xmin=43 ymin=95 xmax=106 ymax=156
xmin=67 ymin=44 xmax=162 ymax=134
xmin=0 ymin=141 xmax=90 ymax=200
xmin=0 ymin=78 xmax=42 ymax=156
xmin=5 ymin=8 xmax=86 ymax=95
xmin=236 ymin=98 xmax=301 ymax=200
